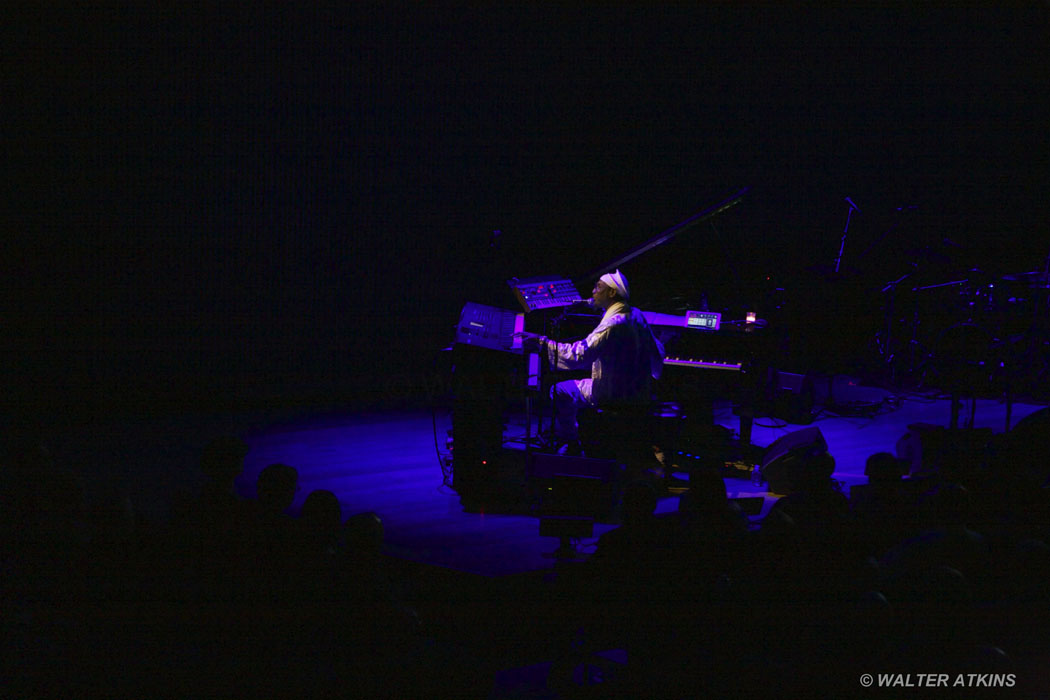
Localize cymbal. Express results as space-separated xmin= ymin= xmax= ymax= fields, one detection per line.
xmin=1001 ymin=270 xmax=1050 ymax=288
xmin=1002 ymin=270 xmax=1048 ymax=280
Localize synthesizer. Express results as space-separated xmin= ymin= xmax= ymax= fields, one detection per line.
xmin=455 ymin=302 xmax=525 ymax=353
xmin=644 ymin=310 xmax=751 ymax=372
xmin=509 ymin=276 xmax=584 ymax=312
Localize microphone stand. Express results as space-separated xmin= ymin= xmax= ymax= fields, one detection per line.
xmin=834 ymin=197 xmax=860 ymax=274
xmin=1041 ymin=243 xmax=1050 ymax=316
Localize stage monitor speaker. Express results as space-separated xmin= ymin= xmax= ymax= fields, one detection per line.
xmin=1001 ymin=406 xmax=1050 ymax=480
xmin=1007 ymin=406 xmax=1050 ymax=451
xmin=768 ymin=371 xmax=816 ymax=425
xmin=760 ymin=426 xmax=832 ymax=495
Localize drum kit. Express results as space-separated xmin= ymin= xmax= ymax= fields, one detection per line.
xmin=877 ymin=254 xmax=1050 ymax=399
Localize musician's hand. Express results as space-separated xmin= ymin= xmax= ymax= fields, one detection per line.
xmin=515 ymin=331 xmax=545 ymax=352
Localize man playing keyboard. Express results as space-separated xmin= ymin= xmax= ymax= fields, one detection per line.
xmin=519 ymin=270 xmax=664 ymax=455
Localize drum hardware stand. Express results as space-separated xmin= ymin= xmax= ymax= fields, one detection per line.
xmin=879 ymin=272 xmax=912 ymax=384
xmin=834 ymin=197 xmax=860 ymax=273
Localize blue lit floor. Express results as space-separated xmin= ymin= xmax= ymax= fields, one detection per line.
xmin=231 ymin=391 xmax=1046 ymax=577
xmin=42 ymin=389 xmax=1048 ymax=578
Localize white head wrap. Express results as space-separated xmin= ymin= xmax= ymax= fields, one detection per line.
xmin=599 ymin=269 xmax=630 ymax=300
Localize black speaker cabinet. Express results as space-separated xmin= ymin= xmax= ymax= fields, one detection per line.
xmin=528 ymin=453 xmax=621 ymax=519
xmin=996 ymin=406 xmax=1050 ymax=481
xmin=451 ymin=343 xmax=523 ymax=499
xmin=760 ymin=426 xmax=831 ymax=495
xmin=1007 ymin=406 xmax=1050 ymax=457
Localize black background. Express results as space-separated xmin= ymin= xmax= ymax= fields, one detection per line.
xmin=7 ymin=4 xmax=1050 ymax=417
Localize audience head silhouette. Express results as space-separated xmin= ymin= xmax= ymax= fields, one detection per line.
xmin=200 ymin=435 xmax=249 ymax=485
xmin=345 ymin=511 xmax=384 ymax=558
xmin=256 ymin=463 xmax=299 ymax=514
xmin=301 ymin=489 xmax=342 ymax=543
xmin=865 ymin=451 xmax=906 ymax=482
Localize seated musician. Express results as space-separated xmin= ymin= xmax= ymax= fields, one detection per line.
xmin=521 ymin=270 xmax=665 ymax=454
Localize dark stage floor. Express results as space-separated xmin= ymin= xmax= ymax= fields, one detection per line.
xmin=45 ymin=382 xmax=1048 ymax=578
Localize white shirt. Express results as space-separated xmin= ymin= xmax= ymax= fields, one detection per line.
xmin=546 ymin=301 xmax=665 ymax=405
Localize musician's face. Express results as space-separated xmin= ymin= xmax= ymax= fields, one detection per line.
xmin=592 ymin=281 xmax=617 ymax=309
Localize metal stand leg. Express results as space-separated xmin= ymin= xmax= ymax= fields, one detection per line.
xmin=1005 ymin=386 xmax=1013 ymax=432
